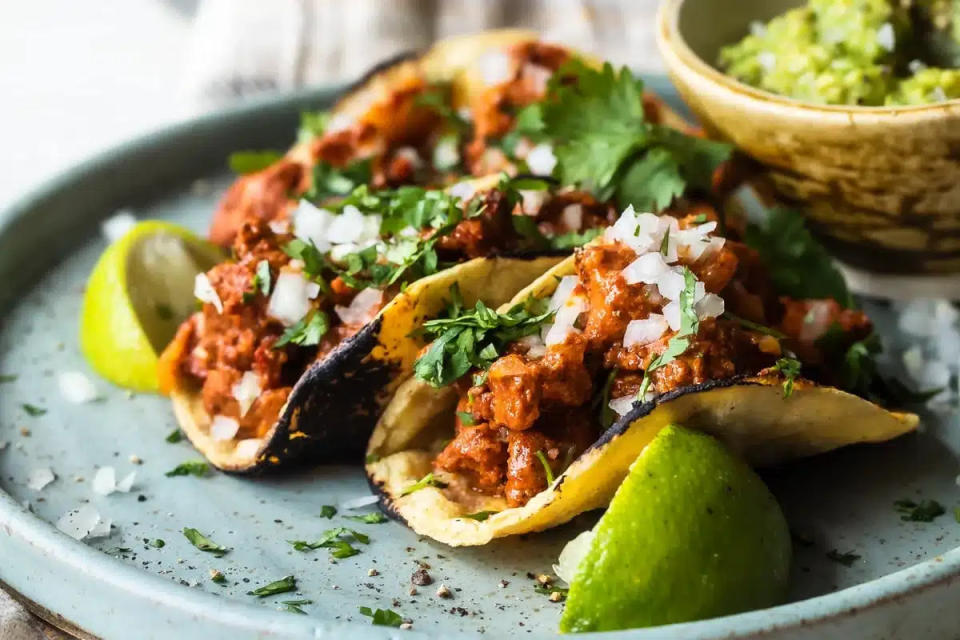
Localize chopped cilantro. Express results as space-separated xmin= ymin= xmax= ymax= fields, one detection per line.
xmin=319 ymin=505 xmax=337 ymax=519
xmin=150 ymin=538 xmax=165 ymax=548
xmin=432 ymin=133 xmax=461 ymax=171
xmin=415 ymin=87 xmax=470 ymax=133
xmin=344 ymin=512 xmax=388 ymax=524
xmin=895 ymin=499 xmax=946 ymax=522
xmin=413 ymin=296 xmax=554 ymax=387
xmin=281 ymin=599 xmax=312 ymax=614
xmin=0 ymin=374 xmax=17 ymax=383
xmin=400 ymin=472 xmax=448 ymax=496
xmin=456 ymin=411 xmax=476 ymax=426
xmin=535 ymin=450 xmax=555 ymax=485
xmin=182 ymin=527 xmax=229 ymax=557
xmin=274 ymin=310 xmax=330 ymax=349
xmin=165 ymin=460 xmax=210 ymax=478
xmin=297 ymin=109 xmax=330 ymax=142
xmin=954 ymin=507 xmax=960 ymax=524
xmin=365 ymin=453 xmax=381 ymax=464
xmin=21 ymin=404 xmax=46 ymax=416
xmin=771 ymin=357 xmax=802 ymax=398
xmin=463 ymin=510 xmax=497 ymax=521
xmin=307 ymin=159 xmax=372 ymax=202
xmin=359 ymin=606 xmax=404 ymax=627
xmin=744 ymin=207 xmax=852 ymax=308
xmin=165 ymin=429 xmax=183 ymax=444
xmin=247 ymin=575 xmax=297 ymax=597
xmin=289 ymin=528 xmax=368 ymax=558
xmin=534 ymin=584 xmax=569 ymax=600
xmin=637 ymin=268 xmax=699 ymax=399
xmin=228 ymin=150 xmax=283 ymax=175
xmin=252 ymin=260 xmax=272 ymax=297
xmin=826 ymin=549 xmax=860 ymax=566
xmin=722 ymin=312 xmax=786 ymax=338
xmin=547 ymin=227 xmax=604 ymax=250
xmin=210 ymin=570 xmax=227 ymax=585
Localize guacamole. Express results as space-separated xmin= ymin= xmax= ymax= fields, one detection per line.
xmin=719 ymin=0 xmax=960 ymax=106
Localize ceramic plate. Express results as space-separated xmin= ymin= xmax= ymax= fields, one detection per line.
xmin=2 ymin=76 xmax=960 ymax=640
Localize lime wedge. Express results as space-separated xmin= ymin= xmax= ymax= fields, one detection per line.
xmin=558 ymin=425 xmax=791 ymax=632
xmin=80 ymin=221 xmax=224 ymax=392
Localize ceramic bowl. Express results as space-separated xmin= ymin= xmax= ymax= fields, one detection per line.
xmin=656 ymin=0 xmax=960 ymax=274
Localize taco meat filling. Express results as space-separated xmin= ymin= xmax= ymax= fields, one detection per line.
xmin=430 ymin=209 xmax=871 ymax=507
xmin=162 ymin=185 xmax=617 ymax=443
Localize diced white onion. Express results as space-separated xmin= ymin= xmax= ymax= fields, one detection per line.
xmin=267 ymin=271 xmax=321 ymax=326
xmin=335 ymin=288 xmax=383 ymax=326
xmin=27 ymin=467 xmax=55 ymax=491
xmin=92 ymin=467 xmax=117 ymax=495
xmin=608 ymin=395 xmax=637 ymax=417
xmin=268 ymin=219 xmax=290 ymax=235
xmin=211 ymin=415 xmax=240 ymax=441
xmin=676 ymin=222 xmax=718 ymax=262
xmin=663 ymin=300 xmax=682 ymax=331
xmin=549 ymin=276 xmax=579 ymax=312
xmin=339 ymin=494 xmax=380 ymax=510
xmin=57 ymin=371 xmax=98 ymax=404
xmin=512 ymin=138 xmax=534 ymax=160
xmin=695 ymin=293 xmax=725 ymax=320
xmin=194 ymin=273 xmax=223 ymax=314
xmin=325 ymin=113 xmax=354 ymax=134
xmin=231 ymin=371 xmax=262 ymax=417
xmin=100 ymin=211 xmax=136 ymax=243
xmin=545 ymin=295 xmax=587 ymax=346
xmin=394 ymin=146 xmax=423 ymax=169
xmin=328 ymin=243 xmax=359 ymax=263
xmin=561 ymin=204 xmax=583 ymax=231
xmin=235 ymin=438 xmax=262 ymax=459
xmin=622 ymin=252 xmax=671 ymax=286
xmin=520 ymin=190 xmax=549 ymax=215
xmin=116 ymin=471 xmax=136 ymax=493
xmin=434 ymin=138 xmax=460 ymax=170
xmin=655 ymin=269 xmax=686 ymax=301
xmin=877 ymin=22 xmax=895 ymax=52
xmin=623 ymin=315 xmax=669 ymax=348
xmin=447 ymin=180 xmax=476 ymax=201
xmin=292 ymin=200 xmax=334 ymax=252
xmin=329 ymin=205 xmax=379 ymax=245
xmin=478 ymin=50 xmax=514 ymax=86
xmin=517 ymin=334 xmax=547 ymax=360
xmin=57 ymin=504 xmax=104 ymax=540
xmin=526 ymin=143 xmax=557 ymax=176
xmin=799 ymin=300 xmax=834 ymax=342
xmin=522 ymin=63 xmax=553 ymax=95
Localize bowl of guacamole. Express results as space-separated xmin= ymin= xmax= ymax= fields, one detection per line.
xmin=657 ymin=0 xmax=960 ymax=274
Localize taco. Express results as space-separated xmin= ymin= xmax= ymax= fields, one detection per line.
xmin=158 ymin=29 xmax=734 ymax=473
xmin=365 ymin=206 xmax=918 ymax=546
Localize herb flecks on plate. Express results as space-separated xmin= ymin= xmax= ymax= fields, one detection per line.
xmin=895 ymin=499 xmax=946 ymax=522
xmin=247 ymin=575 xmax=297 ymax=597
xmin=165 ymin=460 xmax=210 ymax=478
xmin=182 ymin=527 xmax=230 ymax=557
xmin=359 ymin=606 xmax=404 ymax=627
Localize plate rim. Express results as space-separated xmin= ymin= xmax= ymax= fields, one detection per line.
xmin=1 ymin=76 xmax=958 ymax=640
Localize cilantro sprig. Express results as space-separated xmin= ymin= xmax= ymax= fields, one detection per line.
xmin=359 ymin=606 xmax=404 ymax=627
xmin=637 ymin=267 xmax=700 ymax=399
xmin=413 ymin=285 xmax=554 ymax=387
xmin=771 ymin=357 xmax=802 ymax=398
xmin=517 ymin=60 xmax=732 ymax=212
xmin=289 ymin=527 xmax=369 ymax=558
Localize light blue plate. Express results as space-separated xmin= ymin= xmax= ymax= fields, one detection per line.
xmin=2 ymin=76 xmax=960 ymax=640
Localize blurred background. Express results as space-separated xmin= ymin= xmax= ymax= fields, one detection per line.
xmin=0 ymin=0 xmax=662 ymax=208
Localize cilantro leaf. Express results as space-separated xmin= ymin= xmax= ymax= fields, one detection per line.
xmin=319 ymin=505 xmax=337 ymax=519
xmin=281 ymin=599 xmax=312 ymax=614
xmin=21 ymin=404 xmax=46 ymax=416
xmin=274 ymin=311 xmax=330 ymax=349
xmin=253 ymin=260 xmax=272 ymax=296
xmin=165 ymin=429 xmax=183 ymax=443
xmin=344 ymin=512 xmax=388 ymax=524
xmin=400 ymin=472 xmax=448 ymax=496
xmin=615 ymin=147 xmax=686 ymax=212
xmin=771 ymin=357 xmax=802 ymax=398
xmin=649 ymin=125 xmax=732 ymax=190
xmin=359 ymin=606 xmax=404 ymax=627
xmin=463 ymin=510 xmax=497 ymax=521
xmin=228 ymin=150 xmax=283 ymax=175
xmin=744 ymin=207 xmax=852 ymax=307
xmin=895 ymin=499 xmax=946 ymax=522
xmin=307 ymin=159 xmax=372 ymax=202
xmin=247 ymin=575 xmax=297 ymax=597
xmin=0 ymin=374 xmax=17 ymax=383
xmin=547 ymin=227 xmax=604 ymax=250
xmin=165 ymin=460 xmax=210 ymax=478
xmin=182 ymin=527 xmax=229 ymax=557
xmin=298 ymin=110 xmax=330 ymax=142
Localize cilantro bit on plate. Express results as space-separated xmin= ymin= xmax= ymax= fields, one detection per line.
xmin=463 ymin=511 xmax=497 ymax=522
xmin=164 ymin=429 xmax=183 ymax=444
xmin=826 ymin=549 xmax=860 ymax=567
xmin=210 ymin=569 xmax=227 ymax=585
xmin=149 ymin=538 xmax=165 ymax=548
xmin=319 ymin=505 xmax=337 ymax=519
xmin=400 ymin=472 xmax=448 ymax=496
xmin=895 ymin=499 xmax=946 ymax=522
xmin=21 ymin=404 xmax=46 ymax=417
xmin=165 ymin=460 xmax=210 ymax=478
xmin=182 ymin=527 xmax=230 ymax=557
xmin=771 ymin=357 xmax=802 ymax=398
xmin=227 ymin=150 xmax=283 ymax=175
xmin=289 ymin=528 xmax=368 ymax=558
xmin=247 ymin=575 xmax=297 ymax=598
xmin=281 ymin=599 xmax=312 ymax=614
xmin=0 ymin=374 xmax=17 ymax=384
xmin=359 ymin=606 xmax=404 ymax=627
xmin=344 ymin=512 xmax=388 ymax=524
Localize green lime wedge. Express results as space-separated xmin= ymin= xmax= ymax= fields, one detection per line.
xmin=80 ymin=221 xmax=224 ymax=392
xmin=558 ymin=425 xmax=791 ymax=633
